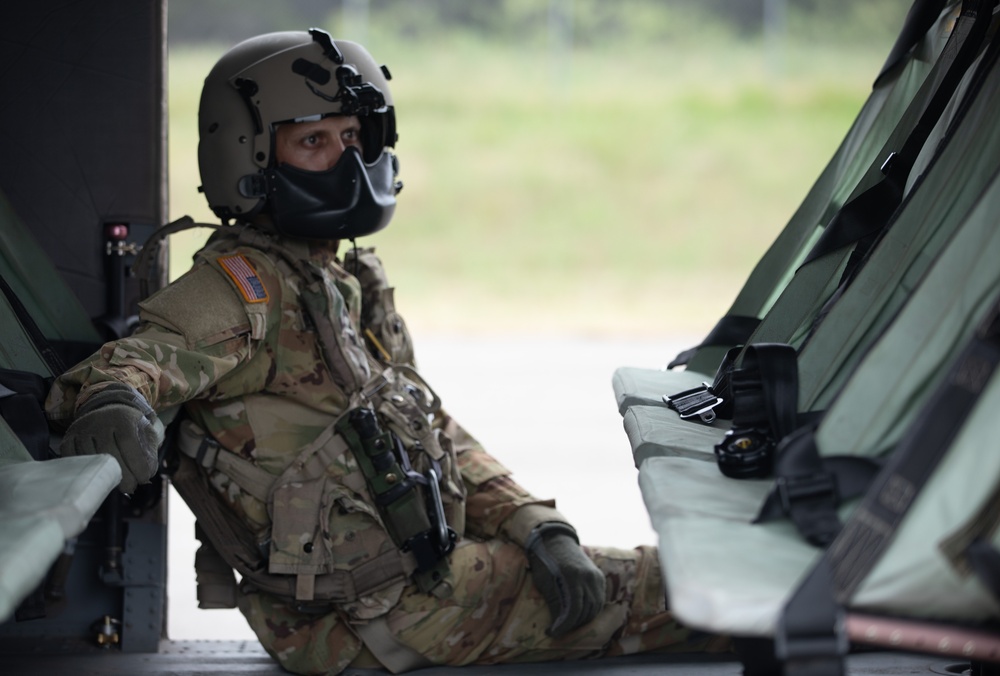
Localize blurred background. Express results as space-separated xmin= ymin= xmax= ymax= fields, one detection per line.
xmin=163 ymin=0 xmax=910 ymax=640
xmin=166 ymin=0 xmax=908 ymax=337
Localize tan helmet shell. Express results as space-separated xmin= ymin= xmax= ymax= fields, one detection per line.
xmin=197 ymin=30 xmax=395 ymax=221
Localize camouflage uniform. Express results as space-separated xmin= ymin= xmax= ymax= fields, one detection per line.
xmin=46 ymin=226 xmax=724 ymax=674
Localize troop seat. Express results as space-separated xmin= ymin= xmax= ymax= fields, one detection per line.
xmin=613 ymin=0 xmax=964 ymax=415
xmin=0 ymin=424 xmax=120 ymax=622
xmin=618 ymin=6 xmax=1000 ymax=469
xmin=637 ymin=143 xmax=1000 ymax=643
xmin=0 ymin=207 xmax=121 ymax=623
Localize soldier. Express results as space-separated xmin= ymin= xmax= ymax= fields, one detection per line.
xmin=45 ymin=30 xmax=725 ymax=674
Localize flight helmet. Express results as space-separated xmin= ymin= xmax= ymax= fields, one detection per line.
xmin=198 ymin=28 xmax=400 ymax=239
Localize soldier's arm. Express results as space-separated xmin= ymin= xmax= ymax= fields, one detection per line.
xmin=47 ymin=259 xmax=270 ymax=427
xmin=442 ymin=414 xmax=571 ymax=545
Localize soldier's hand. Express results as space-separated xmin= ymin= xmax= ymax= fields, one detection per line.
xmin=525 ymin=523 xmax=606 ymax=638
xmin=60 ymin=382 xmax=164 ymax=494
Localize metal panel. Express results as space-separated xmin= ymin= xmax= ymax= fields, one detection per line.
xmin=0 ymin=0 xmax=167 ymax=325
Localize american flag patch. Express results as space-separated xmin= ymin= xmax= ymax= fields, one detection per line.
xmin=218 ymin=254 xmax=269 ymax=304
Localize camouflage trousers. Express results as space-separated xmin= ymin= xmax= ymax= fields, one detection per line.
xmin=238 ymin=541 xmax=727 ymax=675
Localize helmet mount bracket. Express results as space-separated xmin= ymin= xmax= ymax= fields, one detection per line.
xmin=308 ymin=28 xmax=344 ymax=64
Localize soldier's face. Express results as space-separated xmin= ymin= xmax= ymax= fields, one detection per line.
xmin=274 ymin=115 xmax=363 ymax=172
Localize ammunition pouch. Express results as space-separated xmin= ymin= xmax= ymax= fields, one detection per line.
xmin=170 ymin=418 xmax=412 ymax=609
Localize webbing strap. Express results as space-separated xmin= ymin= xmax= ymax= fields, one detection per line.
xmin=965 ymin=540 xmax=1000 ymax=604
xmin=827 ymin=292 xmax=1000 ymax=600
xmin=755 ymin=427 xmax=883 ymax=547
xmin=775 ymin=290 xmax=1000 ymax=676
xmin=0 ymin=272 xmax=64 ymax=376
xmin=667 ymin=315 xmax=760 ymax=370
xmin=713 ymin=344 xmax=800 ymax=479
xmin=170 ymin=452 xmax=409 ymax=605
xmin=353 ymin=617 xmax=433 ymax=674
xmin=802 ymin=0 xmax=993 ymax=268
xmin=175 ymin=419 xmax=275 ymax=502
xmin=873 ymin=0 xmax=950 ymax=88
xmin=776 ymin=558 xmax=847 ymax=676
xmin=132 ymin=216 xmax=223 ymax=300
xmin=0 ymin=369 xmax=53 ymax=461
xmin=802 ymin=19 xmax=1000 ymax=352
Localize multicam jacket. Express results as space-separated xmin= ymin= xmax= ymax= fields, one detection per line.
xmin=46 ymin=224 xmax=565 ymax=620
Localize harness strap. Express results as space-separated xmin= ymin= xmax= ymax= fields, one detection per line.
xmin=133 ymin=216 xmax=224 ymax=301
xmin=802 ymin=0 xmax=993 ymax=268
xmin=0 ymin=369 xmax=53 ymax=461
xmin=353 ymin=617 xmax=433 ymax=674
xmin=754 ymin=427 xmax=883 ymax=547
xmin=175 ymin=419 xmax=275 ymax=502
xmin=874 ymin=0 xmax=951 ymax=88
xmin=170 ymin=451 xmax=410 ymax=605
xmin=775 ymin=288 xmax=1000 ymax=676
xmin=0 ymin=272 xmax=65 ymax=375
xmin=713 ymin=343 xmax=799 ymax=479
xmin=667 ymin=315 xmax=760 ymax=370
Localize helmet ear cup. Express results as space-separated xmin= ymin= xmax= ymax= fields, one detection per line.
xmin=197 ymin=31 xmax=396 ymax=228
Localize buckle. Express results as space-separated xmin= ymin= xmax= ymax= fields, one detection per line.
xmin=775 ymin=472 xmax=838 ymax=515
xmin=714 ymin=428 xmax=773 ymax=479
xmin=664 ymin=383 xmax=724 ymax=424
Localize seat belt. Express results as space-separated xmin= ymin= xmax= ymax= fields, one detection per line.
xmin=0 ymin=369 xmax=54 ymax=461
xmin=773 ymin=289 xmax=1000 ymax=676
xmin=873 ymin=0 xmax=950 ymax=88
xmin=754 ymin=426 xmax=883 ymax=548
xmin=666 ymin=315 xmax=760 ymax=370
xmin=667 ymin=0 xmax=953 ymax=372
xmin=711 ymin=343 xmax=801 ymax=479
xmin=0 ymin=272 xmax=64 ymax=376
xmin=803 ymin=22 xmax=1000 ymax=350
xmin=666 ymin=1 xmax=995 ymax=432
xmin=800 ymin=0 xmax=993 ymax=269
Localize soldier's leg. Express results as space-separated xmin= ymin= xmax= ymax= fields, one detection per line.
xmin=385 ymin=539 xmax=727 ymax=667
xmin=237 ymin=587 xmax=365 ymax=675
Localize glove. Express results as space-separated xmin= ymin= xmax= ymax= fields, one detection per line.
xmin=60 ymin=382 xmax=164 ymax=494
xmin=525 ymin=522 xmax=606 ymax=638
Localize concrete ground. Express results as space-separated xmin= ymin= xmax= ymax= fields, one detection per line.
xmin=166 ymin=334 xmax=690 ymax=640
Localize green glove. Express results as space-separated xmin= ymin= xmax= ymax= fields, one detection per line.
xmin=525 ymin=522 xmax=606 ymax=638
xmin=60 ymin=382 xmax=164 ymax=494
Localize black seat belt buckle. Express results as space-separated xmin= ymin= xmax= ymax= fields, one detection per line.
xmin=664 ymin=383 xmax=724 ymax=424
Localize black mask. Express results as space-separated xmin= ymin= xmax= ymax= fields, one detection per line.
xmin=259 ymin=146 xmax=400 ymax=240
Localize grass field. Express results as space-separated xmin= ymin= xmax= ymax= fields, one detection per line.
xmin=167 ymin=30 xmax=895 ymax=339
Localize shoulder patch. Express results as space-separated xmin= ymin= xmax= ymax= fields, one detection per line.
xmin=218 ymin=254 xmax=269 ymax=304
xmin=138 ymin=264 xmax=253 ymax=349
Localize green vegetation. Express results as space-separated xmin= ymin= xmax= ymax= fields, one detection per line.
xmin=168 ymin=12 xmax=902 ymax=337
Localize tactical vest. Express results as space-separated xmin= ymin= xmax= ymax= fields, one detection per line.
xmin=146 ymin=221 xmax=465 ymax=612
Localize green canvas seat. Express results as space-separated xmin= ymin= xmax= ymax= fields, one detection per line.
xmin=0 ymin=425 xmax=120 ymax=622
xmin=618 ymin=11 xmax=1000 ymax=468
xmin=637 ymin=150 xmax=1000 ymax=640
xmin=614 ymin=0 xmax=962 ymax=415
xmin=0 ymin=241 xmax=121 ymax=623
